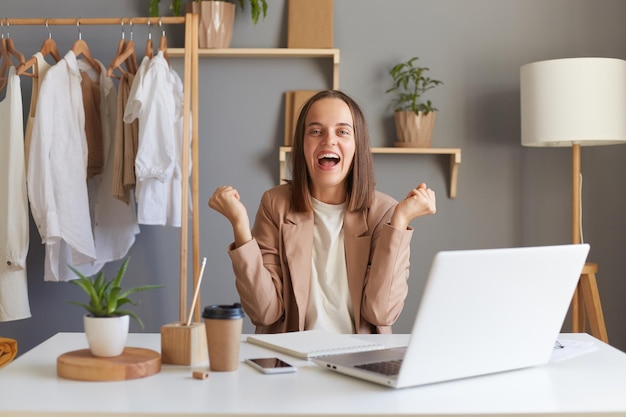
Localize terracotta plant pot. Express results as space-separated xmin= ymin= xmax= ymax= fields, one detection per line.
xmin=188 ymin=1 xmax=236 ymax=48
xmin=394 ymin=111 xmax=436 ymax=148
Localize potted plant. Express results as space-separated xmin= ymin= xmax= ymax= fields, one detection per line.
xmin=149 ymin=1 xmax=268 ymax=48
xmin=386 ymin=56 xmax=443 ymax=148
xmin=68 ymin=257 xmax=164 ymax=357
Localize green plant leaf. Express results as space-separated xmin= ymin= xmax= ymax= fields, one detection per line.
xmin=113 ymin=257 xmax=130 ymax=288
xmin=117 ymin=309 xmax=145 ymax=329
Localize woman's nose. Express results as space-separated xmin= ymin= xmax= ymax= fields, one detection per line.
xmin=321 ymin=132 xmax=337 ymax=145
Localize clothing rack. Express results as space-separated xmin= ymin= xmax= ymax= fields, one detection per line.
xmin=5 ymin=15 xmax=201 ymax=323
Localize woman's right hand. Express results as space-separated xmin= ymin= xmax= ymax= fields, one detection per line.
xmin=389 ymin=182 xmax=436 ymax=230
xmin=208 ymin=186 xmax=252 ymax=247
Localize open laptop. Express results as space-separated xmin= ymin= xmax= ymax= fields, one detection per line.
xmin=313 ymin=244 xmax=590 ymax=388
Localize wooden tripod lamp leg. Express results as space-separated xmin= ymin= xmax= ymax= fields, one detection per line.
xmin=570 ymin=145 xmax=608 ymax=343
xmin=578 ymin=263 xmax=609 ymax=343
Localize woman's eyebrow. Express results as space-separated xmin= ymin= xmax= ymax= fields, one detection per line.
xmin=305 ymin=121 xmax=353 ymax=128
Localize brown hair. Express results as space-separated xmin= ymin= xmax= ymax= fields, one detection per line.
xmin=290 ymin=90 xmax=375 ymax=212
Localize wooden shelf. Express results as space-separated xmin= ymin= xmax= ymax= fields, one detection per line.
xmin=279 ymin=146 xmax=462 ymax=199
xmin=167 ymin=48 xmax=340 ymax=89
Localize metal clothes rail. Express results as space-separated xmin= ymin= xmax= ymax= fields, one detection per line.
xmin=4 ymin=15 xmax=201 ymax=323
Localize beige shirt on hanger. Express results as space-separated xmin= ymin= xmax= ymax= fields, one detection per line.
xmin=0 ymin=67 xmax=31 ymax=321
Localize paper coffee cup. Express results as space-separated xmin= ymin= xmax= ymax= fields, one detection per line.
xmin=202 ymin=303 xmax=244 ymax=371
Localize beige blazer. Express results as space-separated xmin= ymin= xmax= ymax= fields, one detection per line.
xmin=229 ymin=184 xmax=413 ymax=334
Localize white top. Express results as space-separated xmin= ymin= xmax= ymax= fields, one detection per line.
xmin=305 ymin=199 xmax=354 ymax=333
xmin=0 ymin=332 xmax=624 ymax=416
xmin=0 ymin=67 xmax=31 ymax=321
xmin=124 ymin=52 xmax=186 ymax=227
xmin=27 ymin=50 xmax=97 ymax=281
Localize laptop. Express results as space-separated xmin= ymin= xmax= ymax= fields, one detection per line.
xmin=313 ymin=244 xmax=590 ymax=388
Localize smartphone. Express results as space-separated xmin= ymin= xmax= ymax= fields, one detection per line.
xmin=245 ymin=357 xmax=297 ymax=374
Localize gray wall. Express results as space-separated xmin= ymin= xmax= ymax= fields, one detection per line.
xmin=2 ymin=0 xmax=626 ymax=355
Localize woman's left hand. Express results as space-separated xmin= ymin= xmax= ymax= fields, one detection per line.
xmin=389 ymin=183 xmax=436 ymax=230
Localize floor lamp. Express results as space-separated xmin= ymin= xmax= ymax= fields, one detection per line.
xmin=520 ymin=57 xmax=626 ymax=343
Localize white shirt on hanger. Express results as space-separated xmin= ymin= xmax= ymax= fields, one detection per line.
xmin=27 ymin=50 xmax=97 ymax=281
xmin=0 ymin=67 xmax=32 ymax=320
xmin=69 ymin=59 xmax=140 ymax=277
xmin=124 ymin=51 xmax=187 ymax=227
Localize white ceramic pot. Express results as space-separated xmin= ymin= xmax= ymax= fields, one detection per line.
xmin=83 ymin=314 xmax=130 ymax=357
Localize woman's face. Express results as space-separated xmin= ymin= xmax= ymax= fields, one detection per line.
xmin=302 ymin=97 xmax=356 ymax=203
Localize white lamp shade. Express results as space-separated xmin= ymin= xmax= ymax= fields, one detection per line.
xmin=521 ymin=57 xmax=626 ymax=147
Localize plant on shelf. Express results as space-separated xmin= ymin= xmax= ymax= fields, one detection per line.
xmin=386 ymin=56 xmax=443 ymax=148
xmin=386 ymin=56 xmax=443 ymax=115
xmin=149 ymin=0 xmax=268 ymax=25
xmin=68 ymin=257 xmax=163 ymax=329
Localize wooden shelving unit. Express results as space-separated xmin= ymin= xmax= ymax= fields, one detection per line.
xmin=279 ymin=146 xmax=462 ymax=199
xmin=167 ymin=48 xmax=340 ymax=89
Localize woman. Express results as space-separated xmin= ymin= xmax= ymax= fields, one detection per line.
xmin=209 ymin=90 xmax=436 ymax=334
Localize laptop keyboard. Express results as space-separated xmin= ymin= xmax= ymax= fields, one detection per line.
xmin=355 ymin=359 xmax=403 ymax=376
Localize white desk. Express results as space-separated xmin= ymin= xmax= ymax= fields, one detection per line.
xmin=1 ymin=332 xmax=625 ymax=416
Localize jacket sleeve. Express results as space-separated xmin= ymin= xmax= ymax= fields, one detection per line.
xmin=361 ymin=204 xmax=413 ymax=329
xmin=227 ymin=191 xmax=285 ymax=327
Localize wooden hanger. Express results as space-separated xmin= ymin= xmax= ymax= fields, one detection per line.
xmin=106 ymin=39 xmax=137 ymax=78
xmin=106 ymin=35 xmax=137 ymax=77
xmin=5 ymin=37 xmax=25 ymax=66
xmin=145 ymin=20 xmax=154 ymax=59
xmin=108 ymin=41 xmax=127 ymax=79
xmin=107 ymin=18 xmax=137 ymax=78
xmin=106 ymin=20 xmax=128 ymax=79
xmin=122 ymin=19 xmax=137 ymax=74
xmin=39 ymin=38 xmax=61 ymax=62
xmin=1 ymin=19 xmax=29 ymax=88
xmin=17 ymin=19 xmax=61 ymax=76
xmin=3 ymin=20 xmax=26 ymax=67
xmin=71 ymin=19 xmax=101 ymax=73
xmin=40 ymin=18 xmax=60 ymax=61
xmin=159 ymin=18 xmax=169 ymax=63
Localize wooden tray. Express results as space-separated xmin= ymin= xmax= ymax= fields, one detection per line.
xmin=57 ymin=347 xmax=161 ymax=381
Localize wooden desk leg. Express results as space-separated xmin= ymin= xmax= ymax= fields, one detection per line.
xmin=572 ymin=263 xmax=608 ymax=343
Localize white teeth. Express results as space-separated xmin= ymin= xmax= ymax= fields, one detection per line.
xmin=318 ymin=153 xmax=339 ymax=160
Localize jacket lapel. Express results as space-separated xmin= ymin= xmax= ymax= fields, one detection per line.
xmin=344 ymin=210 xmax=371 ymax=330
xmin=283 ymin=209 xmax=314 ymax=329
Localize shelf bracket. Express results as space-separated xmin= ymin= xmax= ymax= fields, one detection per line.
xmin=449 ymin=150 xmax=461 ymax=199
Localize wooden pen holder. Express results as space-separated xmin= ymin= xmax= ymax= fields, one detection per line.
xmin=160 ymin=322 xmax=208 ymax=365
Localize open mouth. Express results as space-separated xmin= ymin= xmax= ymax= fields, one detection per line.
xmin=317 ymin=153 xmax=340 ymax=167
